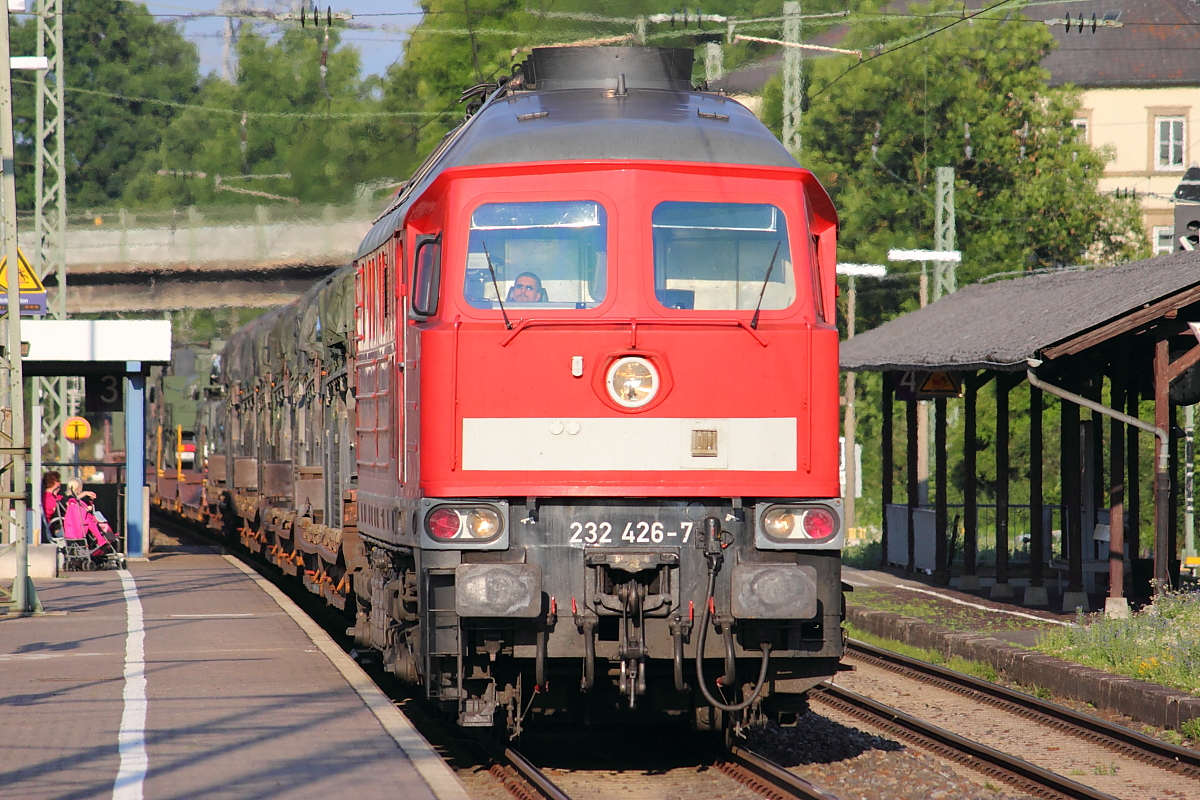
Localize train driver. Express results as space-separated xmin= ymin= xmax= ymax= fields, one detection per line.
xmin=506 ymin=272 xmax=547 ymax=303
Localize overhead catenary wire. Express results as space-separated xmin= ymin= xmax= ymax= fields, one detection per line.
xmin=10 ymin=78 xmax=449 ymax=119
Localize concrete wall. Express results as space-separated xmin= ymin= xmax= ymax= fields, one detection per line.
xmin=0 ymin=544 xmax=57 ymax=579
xmin=47 ymin=214 xmax=373 ymax=270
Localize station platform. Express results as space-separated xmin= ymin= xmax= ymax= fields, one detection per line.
xmin=1 ymin=549 xmax=470 ymax=800
xmin=843 ymin=565 xmax=1077 ymax=646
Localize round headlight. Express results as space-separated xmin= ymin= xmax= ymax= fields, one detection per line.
xmin=762 ymin=508 xmax=795 ymax=538
xmin=428 ymin=508 xmax=462 ymax=539
xmin=465 ymin=508 xmax=502 ymax=539
xmin=607 ymin=357 xmax=659 ymax=408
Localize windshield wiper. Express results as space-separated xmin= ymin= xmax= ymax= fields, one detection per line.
xmin=480 ymin=241 xmax=512 ymax=330
xmin=749 ymin=240 xmax=782 ymax=330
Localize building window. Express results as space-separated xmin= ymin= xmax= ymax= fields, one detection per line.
xmin=1071 ymin=118 xmax=1088 ymax=142
xmin=1153 ymin=225 xmax=1175 ymax=255
xmin=1156 ymin=116 xmax=1186 ymax=170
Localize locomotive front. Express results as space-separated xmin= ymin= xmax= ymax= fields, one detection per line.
xmin=351 ymin=46 xmax=844 ymax=737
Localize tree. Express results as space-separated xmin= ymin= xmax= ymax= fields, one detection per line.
xmin=763 ymin=1 xmax=1146 ymax=331
xmin=384 ymin=0 xmax=835 ymax=156
xmin=11 ymin=0 xmax=201 ymax=209
xmin=121 ymin=26 xmax=419 ymax=208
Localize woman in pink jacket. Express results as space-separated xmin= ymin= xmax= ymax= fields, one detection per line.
xmin=41 ymin=470 xmax=63 ymax=542
xmin=62 ymin=478 xmax=112 ymax=557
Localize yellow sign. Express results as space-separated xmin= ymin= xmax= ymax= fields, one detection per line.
xmin=0 ymin=248 xmax=45 ymax=292
xmin=0 ymin=248 xmax=47 ymax=314
xmin=63 ymin=416 xmax=92 ymax=445
xmin=917 ymin=371 xmax=962 ymax=397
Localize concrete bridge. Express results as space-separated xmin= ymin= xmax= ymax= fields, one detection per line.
xmin=30 ymin=204 xmax=376 ymax=313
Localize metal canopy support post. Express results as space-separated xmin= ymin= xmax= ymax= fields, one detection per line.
xmin=125 ymin=361 xmax=145 ymax=559
xmin=993 ymin=374 xmax=1012 ymax=598
xmin=1169 ymin=401 xmax=1179 ymax=577
xmin=1061 ymin=397 xmax=1085 ymax=609
xmin=906 ymin=399 xmax=918 ymax=572
xmin=1128 ymin=387 xmax=1141 ymax=565
xmin=0 ymin=3 xmax=33 ymax=613
xmin=881 ymin=372 xmax=893 ymax=568
xmin=1187 ymin=403 xmax=1195 ymax=559
xmin=1108 ymin=371 xmax=1128 ymax=617
xmin=1154 ymin=340 xmax=1171 ymax=593
xmin=934 ymin=397 xmax=948 ymax=584
xmin=961 ymin=376 xmax=979 ymax=589
xmin=1025 ymin=385 xmax=1047 ymax=606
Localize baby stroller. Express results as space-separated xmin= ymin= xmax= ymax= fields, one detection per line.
xmin=55 ymin=495 xmax=125 ymax=571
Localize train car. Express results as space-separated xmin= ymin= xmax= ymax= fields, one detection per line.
xmin=168 ymin=45 xmax=844 ymax=740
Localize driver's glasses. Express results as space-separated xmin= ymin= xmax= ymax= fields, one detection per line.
xmin=513 ymin=283 xmax=538 ymax=294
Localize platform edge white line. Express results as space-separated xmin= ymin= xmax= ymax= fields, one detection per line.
xmin=223 ymin=555 xmax=471 ymax=800
xmin=112 ymin=569 xmax=148 ymax=800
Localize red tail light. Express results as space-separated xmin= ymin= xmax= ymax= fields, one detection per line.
xmin=427 ymin=508 xmax=461 ymax=539
xmin=801 ymin=508 xmax=835 ymax=540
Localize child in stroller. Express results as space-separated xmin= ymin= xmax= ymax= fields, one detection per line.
xmin=56 ymin=478 xmax=124 ymax=571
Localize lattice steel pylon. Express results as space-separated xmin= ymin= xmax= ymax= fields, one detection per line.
xmin=33 ymin=0 xmax=68 ymax=463
xmin=932 ymin=166 xmax=956 ymax=301
xmin=781 ymin=1 xmax=802 ymax=157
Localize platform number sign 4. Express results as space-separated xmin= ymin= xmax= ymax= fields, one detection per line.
xmin=85 ymin=374 xmax=123 ymax=413
xmin=894 ymin=370 xmax=962 ymax=401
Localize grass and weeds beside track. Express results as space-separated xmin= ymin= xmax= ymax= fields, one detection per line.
xmin=1034 ymin=589 xmax=1200 ymax=695
xmin=842 ymin=623 xmax=1000 ymax=683
xmin=846 ymin=588 xmax=1056 ymax=634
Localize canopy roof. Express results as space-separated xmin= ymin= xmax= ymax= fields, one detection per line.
xmin=840 ymin=250 xmax=1200 ymax=372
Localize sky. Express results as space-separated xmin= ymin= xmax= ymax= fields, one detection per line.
xmin=144 ymin=0 xmax=424 ymax=79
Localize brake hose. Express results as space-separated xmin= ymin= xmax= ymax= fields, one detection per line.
xmin=694 ymin=570 xmax=772 ymax=712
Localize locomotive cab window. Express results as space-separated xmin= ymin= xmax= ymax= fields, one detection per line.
xmin=464 ymin=201 xmax=608 ymax=310
xmin=652 ymin=202 xmax=795 ymax=311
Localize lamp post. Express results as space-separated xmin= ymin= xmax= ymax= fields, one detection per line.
xmin=837 ymin=263 xmax=887 ymax=533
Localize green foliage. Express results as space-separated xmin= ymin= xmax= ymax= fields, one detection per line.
xmin=844 ymin=623 xmax=1002 ymax=681
xmin=791 ymin=1 xmax=1148 ymax=332
xmin=1035 ymin=589 xmax=1200 ymax=694
xmin=947 ymin=655 xmax=997 ymax=683
xmin=843 ymin=622 xmax=948 ymax=664
xmin=11 ymin=0 xmax=200 ymax=208
xmin=122 ymin=27 xmax=414 ymax=208
xmin=1180 ymin=717 xmax=1200 ymax=742
xmin=843 ymin=538 xmax=882 ymax=568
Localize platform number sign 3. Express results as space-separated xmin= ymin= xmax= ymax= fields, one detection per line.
xmin=85 ymin=374 xmax=123 ymax=413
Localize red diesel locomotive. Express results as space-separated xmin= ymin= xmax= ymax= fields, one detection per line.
xmin=195 ymin=46 xmax=844 ymax=738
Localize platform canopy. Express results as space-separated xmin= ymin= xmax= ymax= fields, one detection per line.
xmin=20 ymin=319 xmax=171 ymax=375
xmin=840 ymin=250 xmax=1200 ymax=373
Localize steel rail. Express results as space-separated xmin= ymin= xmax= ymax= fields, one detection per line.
xmin=846 ymin=639 xmax=1200 ymax=778
xmin=723 ymin=746 xmax=843 ymax=800
xmin=501 ymin=748 xmax=574 ymax=800
xmin=813 ymin=684 xmax=1119 ymax=800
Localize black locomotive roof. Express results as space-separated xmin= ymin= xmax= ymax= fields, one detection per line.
xmin=357 ymin=87 xmax=799 ymax=259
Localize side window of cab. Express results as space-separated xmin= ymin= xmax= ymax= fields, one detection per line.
xmin=411 ymin=234 xmax=442 ymax=319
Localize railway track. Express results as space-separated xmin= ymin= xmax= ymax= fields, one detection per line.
xmin=845 ymin=639 xmax=1200 ymax=780
xmin=812 ymin=682 xmax=1120 ymax=800
xmin=495 ymin=741 xmax=842 ymax=800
